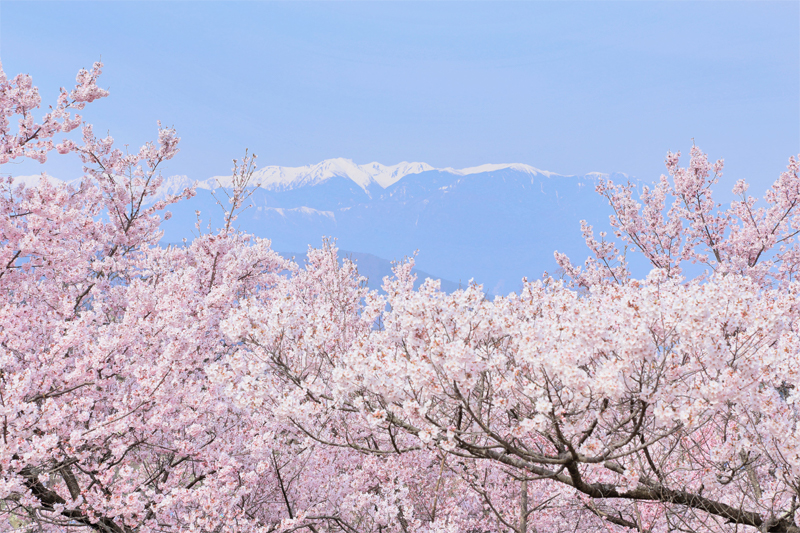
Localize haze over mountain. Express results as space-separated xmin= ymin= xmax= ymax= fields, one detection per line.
xmin=157 ymin=159 xmax=628 ymax=295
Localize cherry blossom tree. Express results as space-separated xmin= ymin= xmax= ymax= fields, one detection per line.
xmin=0 ymin=61 xmax=268 ymax=532
xmin=555 ymin=146 xmax=800 ymax=288
xmin=4 ymin=59 xmax=800 ymax=533
xmin=0 ymin=62 xmax=456 ymax=533
xmin=224 ymin=148 xmax=800 ymax=532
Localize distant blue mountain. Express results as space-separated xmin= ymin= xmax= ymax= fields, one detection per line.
xmin=158 ymin=159 xmax=629 ymax=295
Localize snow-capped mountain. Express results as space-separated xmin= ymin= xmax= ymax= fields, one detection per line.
xmin=441 ymin=163 xmax=558 ymax=178
xmin=157 ymin=159 xmax=562 ymax=201
xmin=159 ymin=160 xmax=630 ymax=295
xmin=181 ymin=159 xmax=435 ymax=197
xmin=10 ymin=160 xmax=630 ymax=294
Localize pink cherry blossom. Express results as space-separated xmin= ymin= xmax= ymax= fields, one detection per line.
xmin=3 ymin=62 xmax=800 ymax=533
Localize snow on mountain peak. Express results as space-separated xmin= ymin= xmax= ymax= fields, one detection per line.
xmin=203 ymin=158 xmax=434 ymax=193
xmin=443 ymin=163 xmax=555 ymax=178
xmin=151 ymin=159 xmax=568 ymax=203
xmin=365 ymin=161 xmax=435 ymax=188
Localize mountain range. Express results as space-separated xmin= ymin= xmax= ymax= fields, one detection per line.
xmin=157 ymin=158 xmax=630 ymax=295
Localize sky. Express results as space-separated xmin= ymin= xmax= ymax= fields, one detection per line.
xmin=0 ymin=1 xmax=798 ymax=195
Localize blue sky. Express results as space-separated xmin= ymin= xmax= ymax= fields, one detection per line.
xmin=1 ymin=1 xmax=798 ymax=194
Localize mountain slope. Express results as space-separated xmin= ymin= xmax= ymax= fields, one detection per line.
xmin=159 ymin=160 xmax=625 ymax=295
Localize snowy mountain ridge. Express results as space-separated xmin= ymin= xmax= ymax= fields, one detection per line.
xmin=10 ymin=159 xmax=579 ymax=202
xmin=9 ymin=160 xmax=631 ymax=294
xmin=203 ymin=159 xmax=558 ymax=193
xmin=155 ymin=161 xmax=633 ymax=294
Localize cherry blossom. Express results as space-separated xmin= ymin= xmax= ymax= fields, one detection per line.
xmin=3 ymin=61 xmax=800 ymax=533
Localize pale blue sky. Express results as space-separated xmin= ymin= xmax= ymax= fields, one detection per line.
xmin=1 ymin=1 xmax=798 ymax=193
